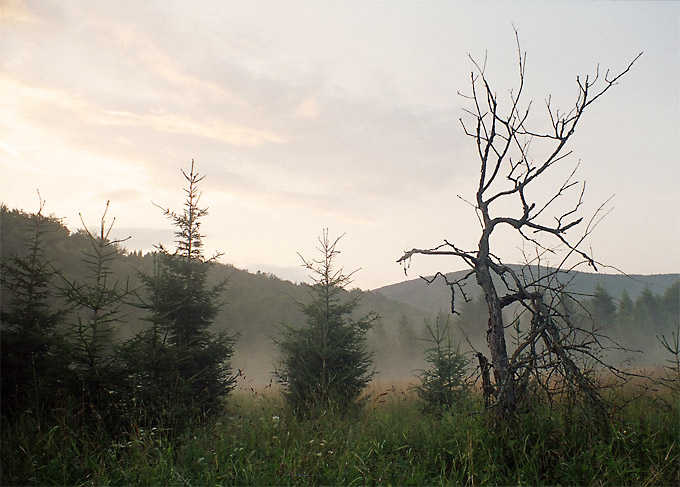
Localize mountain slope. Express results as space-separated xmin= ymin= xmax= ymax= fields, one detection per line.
xmin=375 ymin=267 xmax=680 ymax=313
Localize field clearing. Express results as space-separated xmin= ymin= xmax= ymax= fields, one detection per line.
xmin=2 ymin=375 xmax=678 ymax=486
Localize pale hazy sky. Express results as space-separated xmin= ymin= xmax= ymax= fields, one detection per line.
xmin=1 ymin=1 xmax=679 ymax=290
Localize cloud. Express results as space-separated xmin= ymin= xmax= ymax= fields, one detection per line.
xmin=2 ymin=78 xmax=287 ymax=159
xmin=293 ymin=97 xmax=320 ymax=118
xmin=97 ymin=188 xmax=144 ymax=204
xmin=108 ymin=23 xmax=242 ymax=106
xmin=1 ymin=0 xmax=39 ymax=24
xmin=101 ymin=109 xmax=288 ymax=147
xmin=0 ymin=141 xmax=19 ymax=157
xmin=4 ymin=0 xmax=472 ymax=204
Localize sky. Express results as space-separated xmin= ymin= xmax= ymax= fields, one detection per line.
xmin=1 ymin=0 xmax=679 ymax=290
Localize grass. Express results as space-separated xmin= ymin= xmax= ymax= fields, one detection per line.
xmin=2 ymin=381 xmax=678 ymax=486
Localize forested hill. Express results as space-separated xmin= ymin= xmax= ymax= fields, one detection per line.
xmin=0 ymin=205 xmax=434 ymax=383
xmin=375 ymin=266 xmax=679 ymax=368
xmin=2 ymin=204 xmax=678 ymax=378
xmin=375 ymin=268 xmax=680 ymax=314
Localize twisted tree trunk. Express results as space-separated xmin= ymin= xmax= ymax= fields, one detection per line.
xmin=475 ymin=248 xmax=517 ymax=413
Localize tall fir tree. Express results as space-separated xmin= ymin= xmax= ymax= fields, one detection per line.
xmin=125 ymin=160 xmax=236 ymax=427
xmin=276 ymin=230 xmax=376 ymax=414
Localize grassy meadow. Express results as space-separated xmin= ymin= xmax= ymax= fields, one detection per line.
xmin=1 ymin=378 xmax=678 ymax=486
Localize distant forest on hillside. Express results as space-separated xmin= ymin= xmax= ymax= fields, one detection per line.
xmin=1 ymin=203 xmax=678 ymax=384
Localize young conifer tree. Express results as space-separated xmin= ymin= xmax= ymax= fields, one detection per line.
xmin=276 ymin=230 xmax=376 ymax=414
xmin=414 ymin=315 xmax=469 ymax=412
xmin=128 ymin=160 xmax=236 ymax=425
xmin=61 ymin=202 xmax=132 ymax=421
xmin=0 ymin=197 xmax=68 ymax=416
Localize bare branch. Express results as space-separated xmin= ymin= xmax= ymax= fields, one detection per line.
xmin=398 ymin=33 xmax=640 ymax=416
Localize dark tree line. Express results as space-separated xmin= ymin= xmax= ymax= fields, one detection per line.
xmin=448 ymin=282 xmax=678 ymax=355
xmin=583 ymin=282 xmax=679 ymax=355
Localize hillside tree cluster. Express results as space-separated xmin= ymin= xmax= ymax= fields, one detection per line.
xmin=1 ymin=163 xmax=238 ymax=434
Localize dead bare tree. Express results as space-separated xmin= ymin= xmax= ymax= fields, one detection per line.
xmin=398 ymin=33 xmax=641 ymax=416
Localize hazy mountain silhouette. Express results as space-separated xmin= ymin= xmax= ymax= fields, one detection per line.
xmin=374 ymin=267 xmax=680 ymax=314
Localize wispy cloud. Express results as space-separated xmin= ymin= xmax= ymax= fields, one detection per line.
xmin=108 ymin=23 xmax=242 ymax=106
xmin=1 ymin=76 xmax=287 ymax=150
xmin=101 ymin=109 xmax=288 ymax=147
